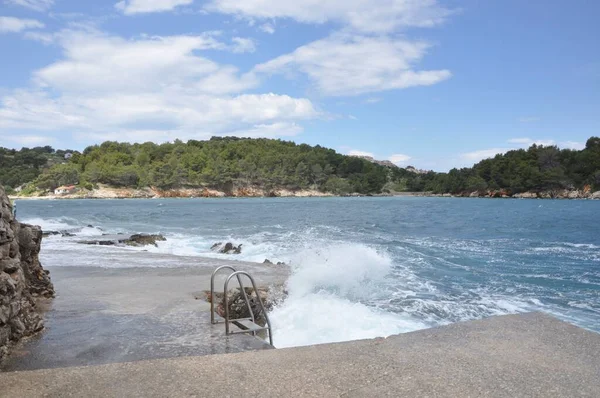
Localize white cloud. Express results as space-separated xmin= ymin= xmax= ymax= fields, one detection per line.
xmin=365 ymin=97 xmax=382 ymax=104
xmin=115 ymin=0 xmax=193 ymax=15
xmin=0 ymin=16 xmax=44 ymax=33
xmin=389 ymin=154 xmax=411 ymax=164
xmin=206 ymin=0 xmax=452 ymax=33
xmin=5 ymin=135 xmax=55 ymax=146
xmin=560 ymin=141 xmax=585 ymax=150
xmin=508 ymin=138 xmax=555 ymax=147
xmin=231 ymin=37 xmax=256 ymax=53
xmin=227 ymin=122 xmax=304 ymax=138
xmin=0 ymin=29 xmax=319 ymax=142
xmin=33 ymin=31 xmax=254 ymax=94
xmin=259 ymin=23 xmax=275 ymax=34
xmin=23 ymin=31 xmax=55 ymax=43
xmin=460 ymin=148 xmax=509 ymax=162
xmin=255 ymin=33 xmax=451 ymax=96
xmin=348 ymin=150 xmax=374 ymax=158
xmin=5 ymin=0 xmax=53 ymax=12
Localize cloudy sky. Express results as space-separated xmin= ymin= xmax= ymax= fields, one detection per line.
xmin=1 ymin=0 xmax=598 ymax=171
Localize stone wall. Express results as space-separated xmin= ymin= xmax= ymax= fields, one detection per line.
xmin=0 ymin=185 xmax=54 ymax=361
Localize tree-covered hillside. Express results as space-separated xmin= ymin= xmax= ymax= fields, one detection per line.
xmin=0 ymin=146 xmax=75 ymax=193
xmin=3 ymin=136 xmax=599 ymax=196
xmin=420 ymin=137 xmax=600 ymax=194
xmin=25 ymin=138 xmax=391 ymax=194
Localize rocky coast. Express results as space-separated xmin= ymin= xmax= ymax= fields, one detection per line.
xmin=409 ymin=188 xmax=600 ymax=199
xmin=10 ymin=184 xmax=334 ymax=200
xmin=0 ymin=186 xmax=54 ymax=362
xmin=10 ymin=184 xmax=600 ymax=200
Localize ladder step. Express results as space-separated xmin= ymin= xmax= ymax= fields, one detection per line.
xmin=213 ymin=314 xmax=254 ymax=324
xmin=233 ymin=319 xmax=267 ymax=332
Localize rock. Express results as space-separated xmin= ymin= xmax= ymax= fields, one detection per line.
xmin=263 ymin=259 xmax=286 ymax=266
xmin=42 ymin=227 xmax=95 ymax=238
xmin=0 ymin=184 xmax=54 ymax=362
xmin=124 ymin=234 xmax=166 ymax=247
xmin=514 ymin=192 xmax=538 ymax=199
xmin=469 ymin=192 xmax=480 ymax=198
xmin=212 ymin=242 xmax=243 ymax=254
xmin=210 ymin=286 xmax=287 ymax=328
xmin=78 ymin=234 xmax=166 ymax=247
xmin=592 ymin=191 xmax=600 ymax=200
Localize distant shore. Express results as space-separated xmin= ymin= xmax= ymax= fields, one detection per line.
xmin=8 ymin=185 xmax=600 ymax=201
xmin=9 ymin=182 xmax=600 ymax=202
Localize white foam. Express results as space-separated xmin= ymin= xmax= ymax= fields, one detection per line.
xmin=271 ymin=293 xmax=427 ymax=348
xmin=269 ymin=244 xmax=427 ymax=348
xmin=22 ymin=217 xmax=75 ymax=231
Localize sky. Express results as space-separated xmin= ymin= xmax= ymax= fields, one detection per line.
xmin=0 ymin=0 xmax=598 ymax=171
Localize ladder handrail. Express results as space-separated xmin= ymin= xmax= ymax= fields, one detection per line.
xmin=210 ymin=265 xmax=254 ymax=325
xmin=224 ymin=271 xmax=274 ymax=346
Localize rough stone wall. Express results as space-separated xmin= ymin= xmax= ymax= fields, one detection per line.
xmin=0 ymin=185 xmax=54 ymax=361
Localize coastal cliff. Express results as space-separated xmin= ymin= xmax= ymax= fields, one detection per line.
xmin=0 ymin=185 xmax=54 ymax=361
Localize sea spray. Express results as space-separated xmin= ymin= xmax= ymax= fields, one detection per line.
xmin=269 ymin=244 xmax=428 ymax=348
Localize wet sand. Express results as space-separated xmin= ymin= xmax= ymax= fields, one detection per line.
xmin=1 ymin=256 xmax=289 ymax=372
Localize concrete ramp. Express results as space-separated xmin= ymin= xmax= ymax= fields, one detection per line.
xmin=1 ymin=313 xmax=599 ymax=397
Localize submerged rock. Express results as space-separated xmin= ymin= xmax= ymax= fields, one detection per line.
xmin=42 ymin=225 xmax=103 ymax=238
xmin=78 ymin=233 xmax=166 ymax=247
xmin=263 ymin=259 xmax=286 ymax=266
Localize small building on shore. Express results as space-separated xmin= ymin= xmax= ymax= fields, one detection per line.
xmin=54 ymin=185 xmax=77 ymax=195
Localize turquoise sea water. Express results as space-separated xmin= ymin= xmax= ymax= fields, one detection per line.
xmin=19 ymin=197 xmax=600 ymax=347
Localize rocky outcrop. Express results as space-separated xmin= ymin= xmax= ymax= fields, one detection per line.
xmin=263 ymin=259 xmax=286 ymax=266
xmin=460 ymin=189 xmax=600 ymax=200
xmin=43 ymin=225 xmax=103 ymax=238
xmin=125 ymin=234 xmax=167 ymax=247
xmin=1 ymin=185 xmax=54 ymax=362
xmin=211 ymin=242 xmax=243 ymax=254
xmin=513 ymin=192 xmax=538 ymax=199
xmin=78 ymin=233 xmax=166 ymax=247
xmin=207 ymin=286 xmax=286 ymax=328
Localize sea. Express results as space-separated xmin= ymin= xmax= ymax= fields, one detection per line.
xmin=18 ymin=197 xmax=600 ymax=348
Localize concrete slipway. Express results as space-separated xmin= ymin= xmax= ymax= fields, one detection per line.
xmin=1 ymin=312 xmax=599 ymax=397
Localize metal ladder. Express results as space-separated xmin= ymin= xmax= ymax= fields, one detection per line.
xmin=210 ymin=265 xmax=274 ymax=346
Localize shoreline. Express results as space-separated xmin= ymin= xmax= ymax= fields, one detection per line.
xmin=10 ymin=190 xmax=600 ymax=201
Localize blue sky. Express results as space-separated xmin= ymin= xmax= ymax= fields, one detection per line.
xmin=0 ymin=0 xmax=598 ymax=171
